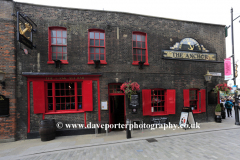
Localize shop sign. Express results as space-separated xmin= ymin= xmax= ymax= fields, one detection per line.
xmin=179 ymin=107 xmax=195 ymax=129
xmin=16 ymin=12 xmax=37 ymax=49
xmin=162 ymin=38 xmax=217 ymax=62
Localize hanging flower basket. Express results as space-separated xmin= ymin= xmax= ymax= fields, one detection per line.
xmin=213 ymin=83 xmax=232 ymax=95
xmin=120 ymin=80 xmax=140 ymax=100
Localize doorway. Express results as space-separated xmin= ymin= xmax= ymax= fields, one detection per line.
xmin=108 ymin=83 xmax=125 ymax=131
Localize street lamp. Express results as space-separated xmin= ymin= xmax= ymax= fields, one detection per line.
xmin=204 ymin=70 xmax=212 ymax=122
xmin=0 ymin=70 xmax=6 ymax=89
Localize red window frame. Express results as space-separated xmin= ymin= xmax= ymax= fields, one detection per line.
xmin=46 ymin=82 xmax=82 ymax=113
xmin=88 ymin=29 xmax=107 ymax=64
xmin=142 ymin=89 xmax=175 ymax=116
xmin=189 ymin=89 xmax=199 ymax=112
xmin=109 ymin=84 xmax=124 ymax=94
xmin=132 ymin=31 xmax=149 ymax=65
xmin=183 ymin=89 xmax=206 ymax=114
xmin=47 ymin=26 xmax=68 ymax=64
xmin=151 ymin=89 xmax=166 ymax=113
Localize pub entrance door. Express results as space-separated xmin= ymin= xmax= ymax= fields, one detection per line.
xmin=108 ymin=83 xmax=126 ymax=131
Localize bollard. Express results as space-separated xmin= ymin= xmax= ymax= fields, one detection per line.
xmin=126 ymin=119 xmax=131 ymax=139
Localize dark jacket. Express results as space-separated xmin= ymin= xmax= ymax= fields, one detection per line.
xmin=225 ymin=101 xmax=233 ymax=109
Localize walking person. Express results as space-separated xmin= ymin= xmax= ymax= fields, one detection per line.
xmin=225 ymin=99 xmax=233 ymax=117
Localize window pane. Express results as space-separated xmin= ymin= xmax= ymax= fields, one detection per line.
xmin=60 ymin=83 xmax=65 ymax=89
xmin=142 ymin=56 xmax=145 ymax=62
xmin=52 ymin=53 xmax=56 ymax=60
xmin=63 ymin=47 xmax=67 ymax=53
xmin=56 ymin=90 xmax=60 ymax=96
xmin=63 ymin=31 xmax=67 ymax=38
xmin=133 ymin=48 xmax=136 ymax=54
xmin=138 ymin=55 xmax=141 ymax=61
xmin=95 ymin=54 xmax=99 ymax=60
xmin=95 ymin=32 xmax=99 ymax=39
xmin=90 ymin=32 xmax=94 ymax=39
xmin=78 ymin=96 xmax=82 ymax=102
xmin=100 ymin=48 xmax=104 ymax=53
xmin=63 ymin=54 xmax=67 ymax=60
xmin=48 ymin=104 xmax=53 ymax=110
xmin=100 ymin=40 xmax=104 ymax=46
xmin=78 ymin=103 xmax=82 ymax=109
xmin=95 ymin=48 xmax=99 ymax=53
xmin=52 ymin=46 xmax=56 ymax=52
xmin=133 ymin=41 xmax=136 ymax=47
xmin=57 ymin=31 xmax=61 ymax=37
xmin=132 ymin=35 xmax=136 ymax=40
xmin=77 ymin=82 xmax=82 ymax=89
xmin=57 ymin=47 xmax=62 ymax=52
xmin=100 ymin=33 xmax=104 ymax=39
xmin=63 ymin=38 xmax=67 ymax=45
xmin=133 ymin=55 xmax=137 ymax=61
xmin=90 ymin=47 xmax=94 ymax=53
xmin=95 ymin=40 xmax=99 ymax=46
xmin=57 ymin=38 xmax=62 ymax=44
xmin=48 ymin=83 xmax=52 ymax=89
xmin=90 ymin=54 xmax=94 ymax=60
xmin=78 ymin=89 xmax=82 ymax=95
xmin=48 ymin=90 xmax=52 ymax=96
xmin=90 ymin=39 xmax=94 ymax=46
xmin=61 ymin=104 xmax=65 ymax=110
xmin=137 ymin=42 xmax=141 ymax=47
xmin=137 ymin=35 xmax=141 ymax=41
xmin=100 ymin=54 xmax=104 ymax=60
xmin=51 ymin=38 xmax=56 ymax=44
xmin=142 ymin=50 xmax=145 ymax=55
xmin=137 ymin=49 xmax=141 ymax=55
xmin=57 ymin=54 xmax=62 ymax=60
xmin=56 ymin=104 xmax=60 ymax=110
xmin=51 ymin=30 xmax=56 ymax=37
xmin=142 ymin=42 xmax=145 ymax=48
xmin=142 ymin=36 xmax=145 ymax=42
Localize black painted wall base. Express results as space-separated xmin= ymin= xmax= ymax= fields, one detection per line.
xmin=27 ymin=128 xmax=95 ymax=139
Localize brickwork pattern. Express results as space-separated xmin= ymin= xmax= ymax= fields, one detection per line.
xmin=11 ymin=3 xmax=226 ymax=139
xmin=0 ymin=0 xmax=16 ymax=142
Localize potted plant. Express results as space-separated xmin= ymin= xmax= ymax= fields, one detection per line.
xmin=120 ymin=80 xmax=140 ymax=100
xmin=213 ymin=83 xmax=232 ymax=95
xmin=215 ymin=104 xmax=222 ymax=123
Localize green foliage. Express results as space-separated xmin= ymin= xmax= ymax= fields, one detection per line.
xmin=215 ymin=104 xmax=221 ymax=112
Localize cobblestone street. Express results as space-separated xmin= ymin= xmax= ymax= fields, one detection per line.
xmin=1 ymin=128 xmax=240 ymax=160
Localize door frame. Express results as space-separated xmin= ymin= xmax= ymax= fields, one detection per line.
xmin=108 ymin=83 xmax=126 ymax=131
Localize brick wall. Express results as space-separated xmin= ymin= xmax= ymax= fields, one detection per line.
xmin=13 ymin=3 xmax=225 ymax=139
xmin=0 ymin=0 xmax=16 ymax=142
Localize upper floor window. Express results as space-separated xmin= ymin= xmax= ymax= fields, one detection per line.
xmin=88 ymin=29 xmax=107 ymax=64
xmin=183 ymin=89 xmax=206 ymax=114
xmin=132 ymin=32 xmax=149 ymax=65
xmin=48 ymin=27 xmax=68 ymax=64
xmin=142 ymin=89 xmax=175 ymax=116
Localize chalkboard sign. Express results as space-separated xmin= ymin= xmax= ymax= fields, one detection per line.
xmin=151 ymin=117 xmax=169 ymax=125
xmin=128 ymin=93 xmax=140 ymax=109
xmin=0 ymin=95 xmax=9 ymax=116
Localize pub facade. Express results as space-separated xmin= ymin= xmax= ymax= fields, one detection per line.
xmin=0 ymin=0 xmax=225 ymax=141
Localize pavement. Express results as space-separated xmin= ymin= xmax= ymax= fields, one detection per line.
xmin=1 ymin=109 xmax=240 ymax=160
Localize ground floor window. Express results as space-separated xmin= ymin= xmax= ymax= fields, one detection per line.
xmin=142 ymin=89 xmax=175 ymax=116
xmin=32 ymin=79 xmax=93 ymax=114
xmin=183 ymin=89 xmax=206 ymax=113
xmin=47 ymin=82 xmax=82 ymax=112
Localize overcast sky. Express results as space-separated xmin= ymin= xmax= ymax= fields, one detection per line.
xmin=14 ymin=0 xmax=240 ymax=86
